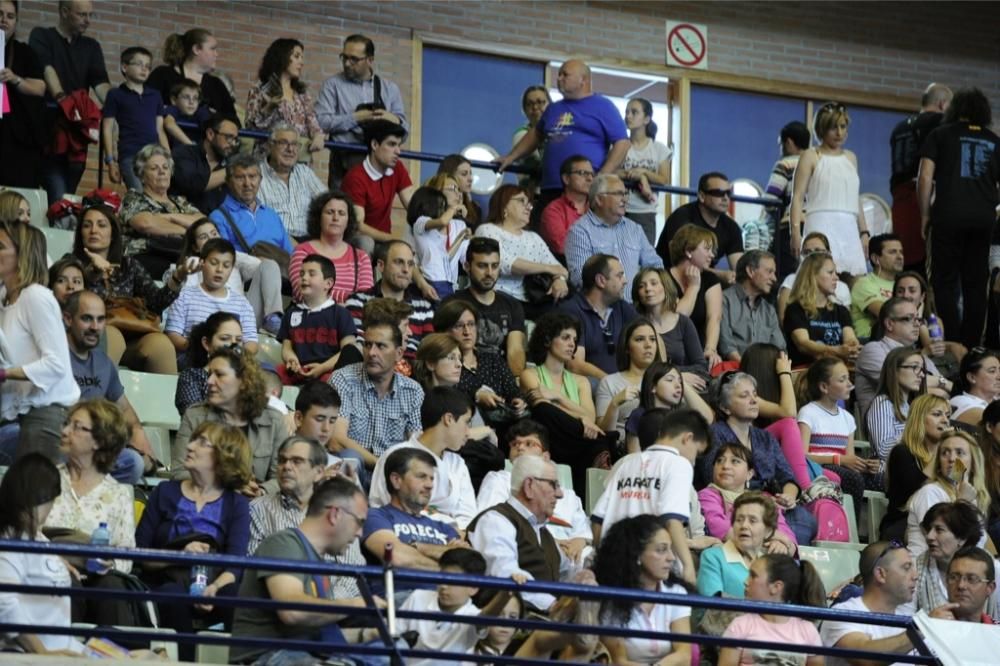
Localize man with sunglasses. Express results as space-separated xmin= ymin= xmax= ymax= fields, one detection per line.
xmin=657 ymin=171 xmax=745 ymax=285
xmin=945 ymin=546 xmax=997 ymax=623
xmin=854 ymin=297 xmax=950 ymax=418
xmin=820 ymin=540 xmax=956 ymax=665
xmin=316 ymin=33 xmax=407 ymax=188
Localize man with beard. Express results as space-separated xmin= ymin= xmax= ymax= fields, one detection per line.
xmin=170 ymin=113 xmax=241 ymax=214
xmin=64 ymin=290 xmax=154 ymax=481
xmin=719 ymin=249 xmax=786 ymax=362
xmin=444 ymin=236 xmax=527 ymax=376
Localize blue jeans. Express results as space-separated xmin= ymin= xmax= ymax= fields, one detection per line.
xmin=111 ymin=447 xmax=145 ymax=484
xmin=119 ymin=154 xmax=142 ymax=192
xmin=41 ymin=154 xmax=87 ymax=203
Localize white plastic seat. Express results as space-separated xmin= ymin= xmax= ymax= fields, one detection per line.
xmin=43 ymin=226 xmax=74 ymax=264
xmin=119 ymin=369 xmax=181 ymax=430
xmin=2 ymin=185 xmax=48 ymax=227
xmin=586 ymin=467 xmax=609 ymax=515
xmin=799 ymin=545 xmax=860 ymax=594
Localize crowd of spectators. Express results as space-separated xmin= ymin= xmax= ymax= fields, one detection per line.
xmin=0 ymin=1 xmax=999 ymax=663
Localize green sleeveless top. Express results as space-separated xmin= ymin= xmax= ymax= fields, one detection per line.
xmin=536 ymin=364 xmax=581 ymax=406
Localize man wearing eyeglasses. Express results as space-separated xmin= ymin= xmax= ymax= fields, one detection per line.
xmin=258 ymin=124 xmax=326 ymax=242
xmin=316 ymin=34 xmax=407 ymax=188
xmin=657 ymin=172 xmax=745 ymax=285
xmin=944 ymin=546 xmax=998 ymax=623
xmin=540 ymin=155 xmax=593 ymax=257
xmin=820 ymin=540 xmax=956 ymax=666
xmin=849 ymin=233 xmax=905 ymax=340
xmin=170 ymin=112 xmax=242 ymax=214
xmin=854 ymin=297 xmax=950 ymax=418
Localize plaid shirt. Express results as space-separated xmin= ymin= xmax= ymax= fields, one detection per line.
xmin=258 ymin=159 xmax=326 ymax=238
xmin=330 ymin=363 xmax=424 ymax=457
xmin=248 ymin=491 xmax=363 ymax=599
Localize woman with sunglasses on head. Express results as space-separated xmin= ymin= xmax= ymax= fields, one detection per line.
xmin=950 ymin=347 xmax=1000 ymax=426
xmin=789 ymin=102 xmax=869 ymax=281
xmin=882 ymin=394 xmax=952 ymax=541
xmin=905 ymin=429 xmax=990 ymax=559
xmin=776 ymin=231 xmax=851 ymax=324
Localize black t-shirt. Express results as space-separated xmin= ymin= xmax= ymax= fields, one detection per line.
xmin=656 ymin=201 xmax=744 ymax=267
xmin=28 ymin=27 xmax=109 ymax=96
xmin=169 ymin=143 xmax=226 ymax=215
xmin=666 ymin=269 xmax=721 ymax=347
xmin=890 ymin=111 xmax=943 ymax=188
xmin=446 ymin=289 xmax=525 ymax=359
xmin=783 ymin=301 xmax=852 ymax=365
xmin=147 ymin=66 xmax=237 ymax=119
xmin=921 ymin=121 xmax=1000 ymax=227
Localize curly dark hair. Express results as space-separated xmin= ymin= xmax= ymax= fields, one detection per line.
xmin=189 ymin=312 xmax=242 ymax=368
xmin=0 ymin=453 xmax=60 ymax=538
xmin=208 ymin=347 xmax=268 ymax=421
xmin=526 ymin=312 xmax=581 ymax=366
xmin=306 ymin=190 xmax=358 ymax=241
xmin=594 ymin=514 xmax=690 ymax=625
xmin=257 ymin=38 xmax=306 ymax=94
xmin=70 ymin=400 xmax=130 ymax=474
xmin=944 ymin=87 xmax=991 ymax=127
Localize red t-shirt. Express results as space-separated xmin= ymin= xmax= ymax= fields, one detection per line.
xmin=342 ymin=160 xmax=412 ymax=234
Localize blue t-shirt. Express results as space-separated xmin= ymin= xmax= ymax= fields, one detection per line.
xmin=164 ymin=105 xmax=211 ymax=146
xmin=278 ymin=300 xmax=357 ymax=365
xmin=557 ymin=292 xmax=638 ymax=374
xmin=102 ymin=84 xmax=164 ymax=159
xmin=361 ymin=504 xmax=459 ymax=593
xmin=536 ymin=94 xmax=628 ymax=190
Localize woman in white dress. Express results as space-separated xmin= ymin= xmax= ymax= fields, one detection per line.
xmin=790 ymin=102 xmax=870 ymax=279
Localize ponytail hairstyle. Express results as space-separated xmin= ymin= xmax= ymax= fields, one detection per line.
xmin=760 ymin=553 xmax=827 ymax=607
xmin=163 ymin=29 xmax=213 ymax=68
xmin=629 ymin=97 xmax=658 ymax=140
xmin=800 ymin=356 xmax=843 ymax=404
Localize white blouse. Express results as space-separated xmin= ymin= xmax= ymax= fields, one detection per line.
xmin=475 ymin=223 xmax=561 ymax=301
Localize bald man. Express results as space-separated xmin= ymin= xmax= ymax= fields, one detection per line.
xmin=498 ymin=59 xmax=629 ymax=221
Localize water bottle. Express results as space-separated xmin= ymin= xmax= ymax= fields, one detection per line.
xmin=86 ymin=522 xmax=110 ymax=574
xmin=927 ymin=314 xmax=944 ymax=343
xmin=189 ymin=565 xmax=209 ymax=596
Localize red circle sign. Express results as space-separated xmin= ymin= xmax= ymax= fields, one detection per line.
xmin=667 ymin=23 xmax=706 ymax=67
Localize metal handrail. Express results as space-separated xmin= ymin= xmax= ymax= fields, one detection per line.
xmin=0 ymin=539 xmax=936 ymax=665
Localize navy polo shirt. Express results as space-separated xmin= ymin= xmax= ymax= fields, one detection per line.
xmin=557 ymin=292 xmax=638 ymax=374
xmin=103 ymin=83 xmax=165 ymax=159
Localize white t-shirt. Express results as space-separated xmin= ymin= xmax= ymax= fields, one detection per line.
xmin=369 ymin=436 xmax=477 ymax=530
xmin=591 ymin=444 xmax=693 ymax=540
xmin=476 ymin=468 xmax=591 ymax=541
xmin=797 ymin=401 xmax=856 ymax=455
xmin=622 ymin=139 xmax=672 ymax=214
xmin=602 ymin=580 xmax=690 ymax=663
xmin=413 ymin=215 xmax=469 ymax=284
xmin=595 ymin=372 xmax=640 ymax=444
xmin=397 ymin=588 xmax=480 ymax=666
xmin=905 ymin=484 xmax=987 ymax=560
xmin=0 ymin=534 xmax=85 ymax=653
xmin=950 ymin=392 xmax=988 ymax=420
xmin=781 ymin=271 xmax=851 ymax=308
xmin=819 ymin=596 xmax=914 ymax=666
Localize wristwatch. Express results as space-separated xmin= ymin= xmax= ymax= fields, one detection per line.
xmin=104 ymin=155 xmax=117 ymax=165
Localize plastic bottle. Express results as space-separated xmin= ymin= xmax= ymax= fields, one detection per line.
xmin=86 ymin=522 xmax=110 ymax=574
xmin=189 ymin=565 xmax=209 ymax=596
xmin=927 ymin=314 xmax=943 ymax=343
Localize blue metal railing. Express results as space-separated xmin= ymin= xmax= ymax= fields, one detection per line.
xmin=0 ymin=539 xmax=935 ymax=665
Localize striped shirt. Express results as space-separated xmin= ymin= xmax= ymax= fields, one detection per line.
xmin=330 ymin=362 xmax=424 ymax=457
xmin=797 ymin=401 xmax=856 ymax=455
xmin=164 ymin=285 xmax=258 ymax=342
xmin=248 ymin=491 xmax=362 ymax=599
xmin=564 ymin=210 xmax=663 ymax=301
xmin=258 ymin=159 xmax=326 ymax=239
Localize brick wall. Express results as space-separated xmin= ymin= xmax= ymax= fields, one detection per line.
xmin=13 ymin=0 xmax=999 ymax=193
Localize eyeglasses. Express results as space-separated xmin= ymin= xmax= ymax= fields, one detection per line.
xmin=530 ymin=477 xmax=560 ymax=492
xmin=277 ymin=455 xmax=313 ymax=467
xmin=868 ymin=539 xmax=904 ymax=576
xmin=702 ymin=188 xmax=734 ymax=198
xmin=215 ymin=132 xmax=240 ymax=144
xmin=898 ymin=363 xmax=926 ymax=375
xmin=271 ymin=139 xmax=298 ymax=150
xmin=600 ymin=190 xmax=628 ymax=199
xmin=340 ymin=53 xmax=368 ymax=65
xmin=510 ymin=196 xmax=533 ymax=208
xmin=946 ymin=572 xmax=993 ymax=586
xmin=450 ymin=321 xmax=477 ymax=332
xmin=891 ymin=314 xmax=926 ymax=325
xmin=64 ymin=420 xmax=93 ymax=434
xmin=331 ymin=504 xmax=366 ymax=529
xmin=568 ymin=169 xmax=595 ymax=178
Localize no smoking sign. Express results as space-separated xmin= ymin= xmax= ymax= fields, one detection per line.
xmin=665 ymin=20 xmax=708 ymax=70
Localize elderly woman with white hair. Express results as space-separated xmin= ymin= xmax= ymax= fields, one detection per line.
xmin=699 ymin=371 xmax=817 ymax=545
xmin=119 ymin=143 xmax=204 ymax=276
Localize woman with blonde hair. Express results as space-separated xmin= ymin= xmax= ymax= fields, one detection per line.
xmin=783 ymin=251 xmax=859 ymax=366
xmin=0 ymin=190 xmax=31 ymax=224
xmin=906 ymin=429 xmax=990 ymax=559
xmin=666 ymin=223 xmax=723 ymax=368
xmin=789 ymin=102 xmax=869 ymax=278
xmin=0 ymin=220 xmax=80 ymax=462
xmin=882 ymin=394 xmax=952 ymax=540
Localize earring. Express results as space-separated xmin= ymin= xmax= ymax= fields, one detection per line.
xmin=636 ymin=558 xmax=641 ymax=566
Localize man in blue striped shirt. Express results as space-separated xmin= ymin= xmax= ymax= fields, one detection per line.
xmin=564 ymin=174 xmax=663 ymax=301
